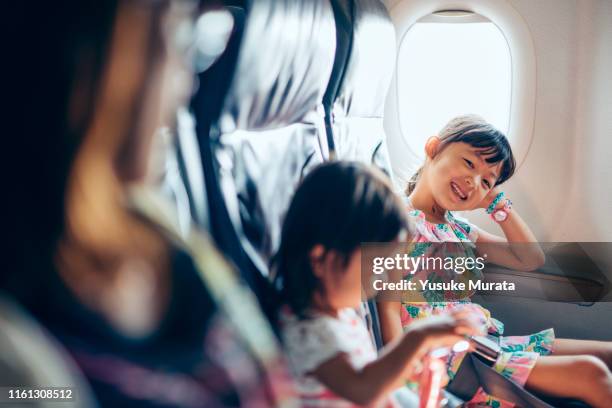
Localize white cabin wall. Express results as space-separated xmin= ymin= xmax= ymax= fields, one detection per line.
xmin=510 ymin=0 xmax=612 ymax=243
xmin=383 ymin=0 xmax=612 ymax=244
xmin=560 ymin=0 xmax=612 ymax=274
xmin=498 ymin=0 xmax=577 ymax=241
xmin=561 ymin=0 xmax=612 ymax=242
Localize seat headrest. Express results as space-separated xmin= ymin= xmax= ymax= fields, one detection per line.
xmin=219 ymin=0 xmax=336 ymax=133
xmin=331 ymin=0 xmax=395 ymax=118
xmin=190 ymin=5 xmax=247 ymax=134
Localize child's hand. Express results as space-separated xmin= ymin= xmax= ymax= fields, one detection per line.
xmin=404 ymin=310 xmax=485 ymax=351
xmin=477 ymin=187 xmax=502 ymax=210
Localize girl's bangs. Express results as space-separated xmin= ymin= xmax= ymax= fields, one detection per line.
xmin=459 ymin=131 xmax=516 ymax=184
xmin=477 ymin=145 xmax=509 ymax=165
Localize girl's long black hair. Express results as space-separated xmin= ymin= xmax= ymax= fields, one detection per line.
xmin=272 ymin=161 xmax=408 ymax=317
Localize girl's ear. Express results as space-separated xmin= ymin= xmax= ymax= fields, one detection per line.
xmin=309 ymin=244 xmax=326 ymax=278
xmin=425 ymin=136 xmax=441 ymax=159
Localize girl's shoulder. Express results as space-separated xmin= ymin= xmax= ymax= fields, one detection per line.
xmin=446 ymin=211 xmax=480 ymax=242
xmin=403 ymin=197 xmax=479 ymax=243
xmin=279 ymin=307 xmax=375 ymax=375
xmin=279 ymin=307 xmax=364 ymax=342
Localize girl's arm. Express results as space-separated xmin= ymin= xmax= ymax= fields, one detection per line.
xmin=377 ymin=301 xmax=424 ymax=384
xmin=474 ymin=188 xmax=545 ymax=271
xmin=311 ymin=332 xmax=426 ymax=406
xmin=312 ymin=312 xmax=480 ymax=406
xmin=378 ymin=301 xmax=404 ymax=345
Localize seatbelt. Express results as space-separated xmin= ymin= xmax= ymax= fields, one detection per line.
xmin=448 ymin=353 xmax=555 ymax=408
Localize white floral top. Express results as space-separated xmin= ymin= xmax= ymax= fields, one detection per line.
xmin=280 ymin=307 xmax=398 ymax=407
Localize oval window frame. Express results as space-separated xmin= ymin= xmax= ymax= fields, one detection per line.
xmin=384 ymin=0 xmax=536 ymax=182
xmin=397 ymin=12 xmax=513 ymax=160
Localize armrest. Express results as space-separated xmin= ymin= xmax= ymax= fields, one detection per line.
xmin=481 ymin=243 xmax=610 ymax=302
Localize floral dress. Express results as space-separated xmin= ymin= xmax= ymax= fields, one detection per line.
xmin=402 ymin=206 xmax=555 ymax=408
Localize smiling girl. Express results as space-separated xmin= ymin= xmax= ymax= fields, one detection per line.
xmin=378 ymin=115 xmax=612 ymax=407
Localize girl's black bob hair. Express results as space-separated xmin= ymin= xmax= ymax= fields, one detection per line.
xmin=272 ymin=161 xmax=408 ymax=317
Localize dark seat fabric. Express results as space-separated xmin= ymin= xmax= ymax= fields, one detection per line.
xmin=185 ymin=0 xmax=336 ymax=299
xmin=324 ymin=0 xmax=396 ymax=177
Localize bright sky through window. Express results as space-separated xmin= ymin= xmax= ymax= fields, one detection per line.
xmin=398 ymin=20 xmax=511 ymax=158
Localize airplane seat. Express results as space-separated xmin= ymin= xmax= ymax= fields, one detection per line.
xmin=323 ymin=0 xmax=397 ymax=350
xmin=324 ymin=0 xmax=396 ymax=179
xmin=183 ymin=0 xmax=336 ymax=310
xmin=158 ymin=3 xmax=246 ymax=240
xmin=178 ymin=3 xmax=246 ymax=227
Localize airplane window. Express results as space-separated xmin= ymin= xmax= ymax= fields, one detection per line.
xmin=397 ymin=13 xmax=511 ymax=158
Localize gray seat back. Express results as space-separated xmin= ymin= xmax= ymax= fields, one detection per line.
xmin=324 ymin=0 xmax=396 ymax=178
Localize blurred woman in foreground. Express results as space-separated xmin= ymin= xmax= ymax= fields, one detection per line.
xmin=4 ymin=1 xmax=291 ymax=406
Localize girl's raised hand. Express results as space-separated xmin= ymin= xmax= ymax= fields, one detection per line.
xmin=477 ymin=187 xmax=502 ymax=210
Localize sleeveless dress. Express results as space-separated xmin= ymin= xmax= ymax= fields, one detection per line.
xmin=402 ymin=206 xmax=555 ymax=408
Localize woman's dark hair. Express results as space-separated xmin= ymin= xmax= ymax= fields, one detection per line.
xmin=405 ymin=115 xmax=516 ymax=195
xmin=272 ymin=161 xmax=408 ymax=317
xmin=5 ymin=1 xmax=120 ymax=290
xmin=5 ymin=0 xmax=171 ymax=295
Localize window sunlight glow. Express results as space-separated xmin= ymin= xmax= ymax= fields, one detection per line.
xmin=398 ymin=20 xmax=511 ymax=158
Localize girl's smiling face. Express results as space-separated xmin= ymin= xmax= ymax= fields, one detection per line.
xmin=425 ymin=140 xmax=502 ymax=211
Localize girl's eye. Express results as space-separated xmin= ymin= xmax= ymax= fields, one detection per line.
xmin=463 ymin=158 xmax=474 ymax=169
xmin=483 ymin=179 xmax=491 ymax=189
